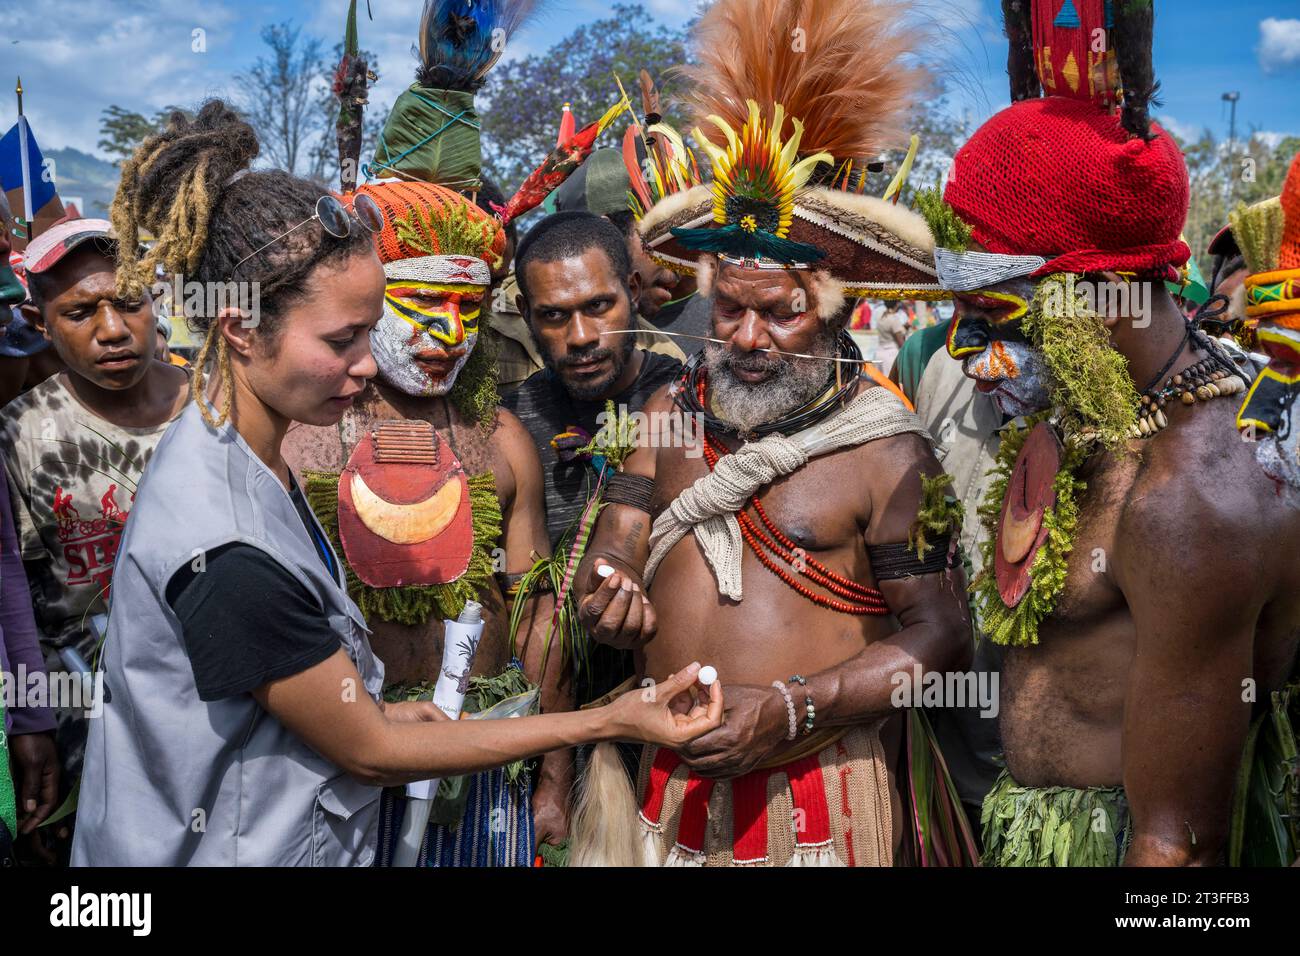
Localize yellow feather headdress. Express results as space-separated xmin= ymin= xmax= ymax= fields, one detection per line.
xmin=640 ymin=0 xmax=944 ymax=301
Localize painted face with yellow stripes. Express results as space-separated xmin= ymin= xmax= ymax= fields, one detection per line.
xmin=1239 ymin=324 xmax=1300 ymax=506
xmin=946 ymin=277 xmax=1056 ymax=418
xmin=371 ymin=277 xmax=486 ymax=397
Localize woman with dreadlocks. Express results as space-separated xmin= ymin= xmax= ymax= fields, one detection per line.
xmin=70 ymin=101 xmax=721 ymax=867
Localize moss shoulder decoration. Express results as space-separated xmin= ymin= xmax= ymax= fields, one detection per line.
xmin=449 ymin=322 xmax=501 ymax=430
xmin=304 ymin=469 xmax=502 ymax=626
xmin=914 ymin=187 xmax=972 ymax=254
xmin=971 ymin=415 xmax=1088 ymax=647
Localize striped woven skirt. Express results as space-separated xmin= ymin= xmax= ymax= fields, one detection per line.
xmin=376 ymin=768 xmax=535 ymax=867
xmin=637 ymin=722 xmax=894 ymax=866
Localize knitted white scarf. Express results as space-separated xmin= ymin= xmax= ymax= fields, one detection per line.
xmin=644 ymin=387 xmax=930 ymax=600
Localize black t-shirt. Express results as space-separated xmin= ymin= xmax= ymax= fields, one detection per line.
xmin=165 ymin=481 xmax=342 ymax=701
xmin=503 ymin=349 xmax=682 ymax=546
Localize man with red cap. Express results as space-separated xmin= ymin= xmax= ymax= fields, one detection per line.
xmin=1 ymin=216 xmax=188 ymax=826
xmin=923 ymin=0 xmax=1300 ymax=866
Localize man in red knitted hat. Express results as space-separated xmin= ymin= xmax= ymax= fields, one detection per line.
xmin=922 ymin=0 xmax=1300 ymax=866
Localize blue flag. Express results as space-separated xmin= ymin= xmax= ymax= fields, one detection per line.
xmin=0 ymin=117 xmax=58 ymax=216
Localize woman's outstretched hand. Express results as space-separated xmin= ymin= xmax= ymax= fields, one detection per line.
xmin=603 ymin=662 xmax=724 ymax=748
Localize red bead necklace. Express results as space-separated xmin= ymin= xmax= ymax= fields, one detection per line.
xmin=697 ymin=377 xmax=889 ymax=616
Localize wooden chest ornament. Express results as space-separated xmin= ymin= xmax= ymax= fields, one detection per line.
xmin=337 ymin=420 xmax=473 ymax=588
xmin=994 ymin=421 xmax=1063 ymax=608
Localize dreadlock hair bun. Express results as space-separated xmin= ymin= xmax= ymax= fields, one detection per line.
xmin=111 ymin=99 xmax=259 ymax=299
xmin=110 ymin=98 xmax=374 ymax=428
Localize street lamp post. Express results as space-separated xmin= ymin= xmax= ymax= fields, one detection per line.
xmin=1222 ymin=91 xmax=1241 ymax=210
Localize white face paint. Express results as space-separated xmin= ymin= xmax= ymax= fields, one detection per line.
xmin=371 ymin=314 xmax=477 ymax=397
xmin=371 ymin=263 xmax=487 ymax=398
xmin=961 ymin=339 xmax=1055 ymax=418
xmin=1242 ymin=325 xmax=1300 ymax=507
xmin=1256 ymin=404 xmax=1300 ymax=509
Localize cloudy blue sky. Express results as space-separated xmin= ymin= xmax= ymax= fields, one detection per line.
xmin=2 ymin=0 xmax=1298 ymax=160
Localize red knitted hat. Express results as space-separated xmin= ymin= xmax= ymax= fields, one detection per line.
xmin=944 ymin=97 xmax=1190 ymax=279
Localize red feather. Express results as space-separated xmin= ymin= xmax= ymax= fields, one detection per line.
xmin=624 ymin=126 xmax=654 ymax=212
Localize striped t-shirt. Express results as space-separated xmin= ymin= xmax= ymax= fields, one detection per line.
xmin=502 ymin=350 xmax=682 ymax=547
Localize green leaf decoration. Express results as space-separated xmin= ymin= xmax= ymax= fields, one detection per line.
xmin=970 ymin=415 xmax=1088 ymax=648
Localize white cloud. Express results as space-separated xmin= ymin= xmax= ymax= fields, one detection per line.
xmin=1156 ymin=114 xmax=1205 ymax=144
xmin=0 ymin=0 xmax=241 ymax=156
xmin=1259 ymin=17 xmax=1300 ymax=71
xmin=644 ymin=0 xmax=697 ymax=19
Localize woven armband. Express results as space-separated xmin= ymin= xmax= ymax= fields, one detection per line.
xmin=867 ymin=541 xmax=955 ymax=580
xmin=497 ymin=570 xmax=554 ymax=599
xmin=603 ymin=473 xmax=655 ymax=513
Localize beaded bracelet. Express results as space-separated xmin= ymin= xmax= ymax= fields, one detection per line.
xmin=771 ymin=681 xmax=798 ymax=741
xmin=789 ymin=675 xmax=815 ymax=736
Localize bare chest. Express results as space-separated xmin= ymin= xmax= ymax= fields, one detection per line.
xmin=644 ymin=442 xmax=890 ymax=686
xmin=654 ymin=439 xmax=869 ymax=555
xmin=285 ymin=391 xmax=501 ymax=487
xmin=281 ymin=390 xmax=511 ymax=686
xmin=1042 ymin=452 xmax=1139 ymax=628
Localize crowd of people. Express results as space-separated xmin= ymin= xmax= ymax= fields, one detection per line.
xmin=0 ymin=0 xmax=1297 ymax=869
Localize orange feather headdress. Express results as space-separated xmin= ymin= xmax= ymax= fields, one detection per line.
xmin=638 ymin=0 xmax=943 ymax=307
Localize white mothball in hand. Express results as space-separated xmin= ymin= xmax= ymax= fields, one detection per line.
xmin=698 ymin=665 xmax=718 ymax=686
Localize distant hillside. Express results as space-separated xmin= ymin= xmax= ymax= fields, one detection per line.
xmin=45 ymin=147 xmax=120 ymax=218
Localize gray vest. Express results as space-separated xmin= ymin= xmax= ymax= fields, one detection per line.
xmin=71 ymin=403 xmax=385 ymax=866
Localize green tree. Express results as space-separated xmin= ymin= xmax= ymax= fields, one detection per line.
xmin=1174 ymin=128 xmax=1300 ymax=276
xmin=236 ymin=22 xmax=325 ymax=176
xmin=863 ymin=79 xmax=972 ymax=206
xmin=478 ymin=3 xmax=691 ymax=190
xmin=97 ymin=105 xmax=187 ymax=163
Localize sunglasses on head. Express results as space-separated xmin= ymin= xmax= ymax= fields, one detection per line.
xmin=232 ymin=194 xmax=384 ymax=276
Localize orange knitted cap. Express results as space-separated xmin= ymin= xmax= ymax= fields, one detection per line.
xmin=356 ymin=180 xmax=506 ymax=268
xmin=1281 ymin=152 xmax=1300 ymax=273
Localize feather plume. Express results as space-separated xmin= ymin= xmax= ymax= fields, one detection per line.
xmin=623 ymin=125 xmax=654 ymax=214
xmin=1112 ymin=0 xmax=1159 ymax=140
xmin=416 ymin=0 xmax=538 ymax=92
xmin=1230 ymin=197 xmax=1285 ymax=277
xmin=639 ymin=69 xmax=662 ymax=125
xmin=1002 ymin=0 xmax=1040 ymax=102
xmin=678 ymin=0 xmax=927 ymax=162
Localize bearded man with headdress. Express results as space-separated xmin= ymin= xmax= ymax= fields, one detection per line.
xmin=566 ymin=0 xmax=974 ymax=867
xmin=926 ymin=0 xmax=1300 ymax=866
xmin=283 ymin=0 xmax=573 ymax=866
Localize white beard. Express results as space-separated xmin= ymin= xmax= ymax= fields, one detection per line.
xmin=370 ymin=308 xmax=476 ymax=398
